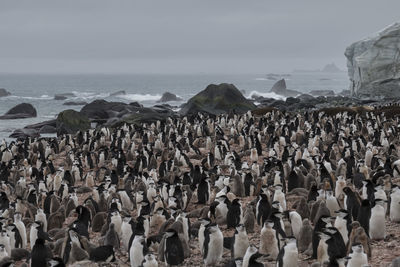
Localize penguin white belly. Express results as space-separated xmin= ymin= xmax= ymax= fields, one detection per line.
xmin=317 ymin=240 xmax=329 ymax=264
xmin=289 ymin=212 xmax=303 ymax=239
xmin=281 ymin=244 xmax=298 ymax=267
xmin=130 ymin=242 xmax=144 ymax=267
xmin=347 ymin=252 xmax=368 ymax=267
xmin=198 ymin=225 xmax=205 ymax=254
xmin=369 ymin=206 xmax=386 ymax=240
xmin=273 ymin=192 xmax=286 ymax=211
xmin=204 ymin=232 xmax=223 ymax=265
xmin=233 ymin=232 xmax=249 ymax=258
xmin=30 ymin=227 xmax=38 ymax=249
xmin=326 ymin=197 xmax=340 ymax=216
xmin=15 ymin=221 xmax=26 ymax=249
xmin=390 ymin=194 xmax=400 ymax=222
xmin=121 ymin=222 xmax=133 ymax=251
xmin=334 ymin=217 xmax=348 ymax=244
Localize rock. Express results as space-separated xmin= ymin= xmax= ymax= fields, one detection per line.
xmin=39 ymin=125 xmax=57 ymax=134
xmin=56 ymin=109 xmax=90 ymax=135
xmin=309 ymin=90 xmax=335 ymax=96
xmin=270 ymin=79 xmax=301 ymax=97
xmin=110 ymin=90 xmax=126 ymax=96
xmin=63 ymin=101 xmax=87 ymax=106
xmin=345 ymin=22 xmax=400 ymax=97
xmin=0 ymin=103 xmax=37 ymax=119
xmin=54 ymin=93 xmax=74 ymax=100
xmin=24 ymin=120 xmax=56 ymax=131
xmin=0 ymin=88 xmax=11 ymax=97
xmin=180 ymin=83 xmax=256 ymax=115
xmin=9 ymin=128 xmax=40 ymax=139
xmin=285 ymin=97 xmax=300 ymax=105
xmin=297 ymin=94 xmax=315 ymax=101
xmin=157 ymin=92 xmax=182 ymax=103
xmin=80 ymin=100 xmax=177 ymax=127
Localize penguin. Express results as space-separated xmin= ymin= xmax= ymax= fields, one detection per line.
xmin=31 ymin=238 xmax=52 ymax=267
xmin=259 ymin=220 xmax=279 ymax=259
xmin=317 ymin=232 xmax=330 ymax=264
xmin=312 ymin=215 xmax=331 ymax=259
xmin=325 ymin=190 xmax=340 ymax=216
xmin=334 ymin=209 xmax=351 ymax=245
xmin=203 ymin=224 xmax=223 ymax=266
xmin=256 ymin=193 xmax=271 ymax=226
xmin=276 ymin=237 xmax=298 ymax=267
xmin=347 ymin=222 xmax=372 ymax=259
xmin=347 ymin=243 xmax=368 ymax=267
xmin=298 ymin=218 xmax=313 ymax=253
xmin=343 ymin=187 xmax=361 ymax=221
xmin=163 ymin=228 xmax=184 ymax=266
xmin=390 ymin=186 xmax=400 ymax=222
xmin=227 ymin=198 xmax=242 ymax=229
xmin=243 ymin=204 xmax=255 ymax=233
xmin=369 ymin=199 xmax=386 ymax=240
xmin=129 ymin=235 xmax=147 ymax=267
xmin=287 ymin=210 xmax=302 ymax=239
xmin=141 ymin=253 xmax=158 ymax=267
xmin=230 ymin=224 xmax=249 ymax=259
xmin=104 ymin=223 xmax=120 ymax=249
xmin=242 ymin=245 xmax=264 ymax=267
xmin=198 ymin=218 xmax=211 ymax=255
xmin=89 ymin=245 xmax=115 ymax=262
xmin=357 ymin=200 xmax=371 ymax=235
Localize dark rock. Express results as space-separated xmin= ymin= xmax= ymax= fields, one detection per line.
xmin=270 ymin=79 xmax=301 ymax=97
xmin=63 ymin=101 xmax=87 ymax=106
xmin=9 ymin=128 xmax=40 ymax=139
xmin=24 ymin=120 xmax=56 ymax=130
xmin=180 ymin=83 xmax=256 ymax=115
xmin=297 ymin=94 xmax=315 ymax=101
xmin=80 ymin=100 xmax=177 ymax=127
xmin=129 ymin=102 xmax=143 ymax=108
xmin=157 ymin=92 xmax=182 ymax=103
xmin=271 ymin=79 xmax=287 ymax=93
xmin=309 ymin=90 xmax=335 ymax=96
xmin=56 ymin=109 xmax=90 ymax=135
xmin=0 ymin=103 xmax=37 ymax=120
xmin=54 ymin=93 xmax=74 ymax=100
xmin=110 ymin=90 xmax=126 ymax=96
xmin=0 ymin=88 xmax=11 ymax=97
xmin=286 ymin=97 xmax=301 ymax=105
xmin=39 ymin=125 xmax=57 ymax=134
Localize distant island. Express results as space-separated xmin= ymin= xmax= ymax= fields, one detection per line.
xmin=293 ymin=62 xmax=345 ymax=73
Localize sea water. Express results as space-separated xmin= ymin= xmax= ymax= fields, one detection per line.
xmin=0 ymin=72 xmax=348 ymax=141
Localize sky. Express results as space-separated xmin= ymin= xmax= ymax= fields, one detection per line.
xmin=0 ymin=0 xmax=399 ymax=74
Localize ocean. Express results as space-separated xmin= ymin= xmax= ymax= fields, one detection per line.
xmin=0 ymin=72 xmax=348 ymax=141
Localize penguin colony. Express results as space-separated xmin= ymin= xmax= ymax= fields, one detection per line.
xmin=0 ymin=107 xmax=399 ymax=266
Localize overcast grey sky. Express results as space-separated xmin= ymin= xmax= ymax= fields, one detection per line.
xmin=0 ymin=0 xmax=399 ymax=74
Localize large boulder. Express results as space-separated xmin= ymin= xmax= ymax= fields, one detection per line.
xmin=56 ymin=109 xmax=90 ymax=135
xmin=180 ymin=83 xmax=256 ymax=115
xmin=270 ymin=79 xmax=301 ymax=97
xmin=157 ymin=92 xmax=182 ymax=103
xmin=80 ymin=100 xmax=177 ymax=127
xmin=0 ymin=103 xmax=37 ymax=119
xmin=0 ymin=88 xmax=11 ymax=97
xmin=345 ymin=22 xmax=400 ymax=97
